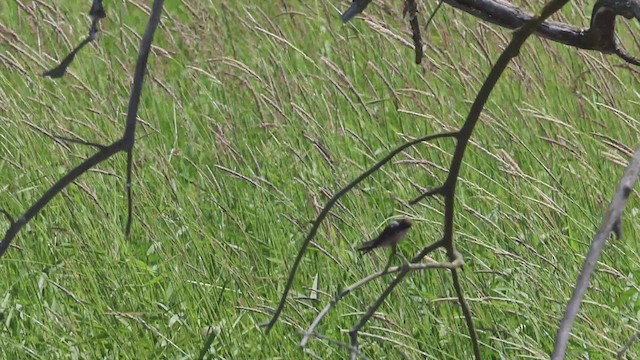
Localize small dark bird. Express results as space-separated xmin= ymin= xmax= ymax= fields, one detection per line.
xmin=341 ymin=0 xmax=373 ymax=23
xmin=358 ymin=218 xmax=412 ymax=272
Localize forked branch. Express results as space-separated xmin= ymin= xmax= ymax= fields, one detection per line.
xmin=42 ymin=0 xmax=106 ymax=78
xmin=269 ymin=0 xmax=574 ymax=357
xmin=300 ymin=240 xmax=461 ymax=347
xmin=0 ymin=0 xmax=165 ymax=258
xmin=260 ymin=131 xmax=459 ymax=332
xmin=376 ymin=0 xmax=640 ymax=65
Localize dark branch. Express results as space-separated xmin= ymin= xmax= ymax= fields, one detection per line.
xmin=344 ymin=0 xmax=640 ymax=66
xmin=42 ymin=37 xmax=92 ymax=78
xmin=403 ymin=0 xmax=423 ymax=64
xmin=1 ymin=0 xmax=165 ymax=259
xmin=444 ymin=0 xmax=639 ymax=56
xmin=300 ymin=241 xmax=459 ymax=347
xmin=52 ymin=135 xmax=106 ymax=150
xmin=89 ymin=0 xmax=106 ymax=19
xmin=0 ymin=210 xmax=15 ymax=227
xmin=43 ymin=0 xmax=107 ymax=78
xmin=0 ymin=141 xmax=122 ymax=258
xmin=260 ymin=131 xmax=458 ymax=333
xmin=348 ymin=246 xmax=460 ymax=358
xmin=408 ymin=185 xmax=445 ymax=205
xmin=292 ymin=0 xmax=576 ymax=357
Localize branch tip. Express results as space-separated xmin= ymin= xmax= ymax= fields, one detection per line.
xmin=53 ymin=135 xmax=106 ymax=150
xmin=409 ymin=185 xmax=445 ymax=205
xmin=0 ymin=210 xmax=15 ymax=226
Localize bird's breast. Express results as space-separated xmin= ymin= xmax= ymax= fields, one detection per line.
xmin=389 ymin=229 xmax=408 ymax=245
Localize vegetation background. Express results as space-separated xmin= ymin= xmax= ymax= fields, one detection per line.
xmin=1 ymin=0 xmax=639 ymax=358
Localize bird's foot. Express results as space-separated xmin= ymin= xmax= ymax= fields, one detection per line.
xmin=399 ymin=254 xmax=410 ymax=267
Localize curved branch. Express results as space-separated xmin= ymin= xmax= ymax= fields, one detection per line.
xmin=450 ymin=267 xmax=479 ymax=357
xmin=260 ymin=131 xmax=458 ymax=333
xmin=408 ymin=185 xmax=445 ymax=205
xmin=317 ymin=0 xmax=576 ymax=357
xmin=0 ymin=210 xmax=15 ymax=227
xmin=0 ymin=141 xmax=122 ymax=258
xmin=347 ymin=0 xmax=639 ymax=66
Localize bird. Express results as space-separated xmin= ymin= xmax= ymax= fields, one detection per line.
xmin=341 ymin=0 xmax=373 ymax=23
xmin=357 ymin=218 xmax=412 ymax=272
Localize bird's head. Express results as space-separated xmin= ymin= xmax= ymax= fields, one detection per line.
xmin=395 ymin=218 xmax=412 ymax=230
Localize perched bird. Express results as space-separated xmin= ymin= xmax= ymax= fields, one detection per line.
xmin=341 ymin=0 xmax=373 ymax=23
xmin=358 ymin=218 xmax=412 ymax=272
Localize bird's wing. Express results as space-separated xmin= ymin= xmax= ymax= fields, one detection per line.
xmin=357 ymin=222 xmax=398 ymax=252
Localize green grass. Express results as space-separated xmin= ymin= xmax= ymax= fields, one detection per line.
xmin=1 ymin=0 xmax=640 ymax=358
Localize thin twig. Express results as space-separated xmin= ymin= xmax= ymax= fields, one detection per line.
xmin=0 ymin=210 xmax=15 ymax=227
xmin=52 ymin=135 xmax=106 ymax=150
xmin=617 ymin=331 xmax=640 ymax=359
xmin=408 ymin=185 xmax=445 ymax=205
xmin=300 ymin=331 xmax=371 ymax=359
xmin=404 ymin=0 xmax=424 ymax=64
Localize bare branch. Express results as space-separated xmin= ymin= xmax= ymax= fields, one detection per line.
xmin=293 ymin=0 xmax=577 ymax=357
xmin=615 ymin=46 xmax=640 ymax=66
xmin=51 ymin=135 xmax=106 ymax=150
xmin=0 ymin=210 xmax=15 ymax=227
xmin=301 ymin=331 xmax=371 ymax=359
xmin=444 ymin=0 xmax=639 ymax=60
xmin=408 ymin=185 xmax=445 ymax=205
xmin=0 ymin=0 xmax=165 ymax=259
xmin=450 ymin=267 xmax=478 ymax=356
xmin=300 ymin=244 xmax=461 ymax=347
xmin=0 ymin=141 xmax=122 ymax=258
xmin=552 ymin=146 xmax=640 ymax=359
xmin=344 ymin=0 xmax=640 ymax=66
xmin=403 ymin=0 xmax=445 ymax=64
xmin=42 ymin=0 xmax=106 ymax=78
xmin=617 ymin=331 xmax=640 ymax=359
xmin=403 ymin=0 xmax=423 ymax=64
xmin=42 ymin=37 xmax=93 ymax=78
xmin=261 ymin=131 xmax=458 ymax=333
xmin=347 ymin=250 xmax=464 ymax=358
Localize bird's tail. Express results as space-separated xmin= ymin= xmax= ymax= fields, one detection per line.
xmin=356 ymin=240 xmax=375 ymax=254
xmin=341 ymin=4 xmax=361 ymax=23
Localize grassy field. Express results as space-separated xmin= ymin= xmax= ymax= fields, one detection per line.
xmin=1 ymin=0 xmax=639 ymax=358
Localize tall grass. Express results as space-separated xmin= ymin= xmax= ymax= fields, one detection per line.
xmin=1 ymin=1 xmax=639 ymax=358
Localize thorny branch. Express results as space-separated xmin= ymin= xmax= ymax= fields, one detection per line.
xmin=267 ymin=0 xmax=579 ymax=357
xmin=552 ymin=147 xmax=640 ymax=359
xmin=0 ymin=0 xmax=165 ymax=258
